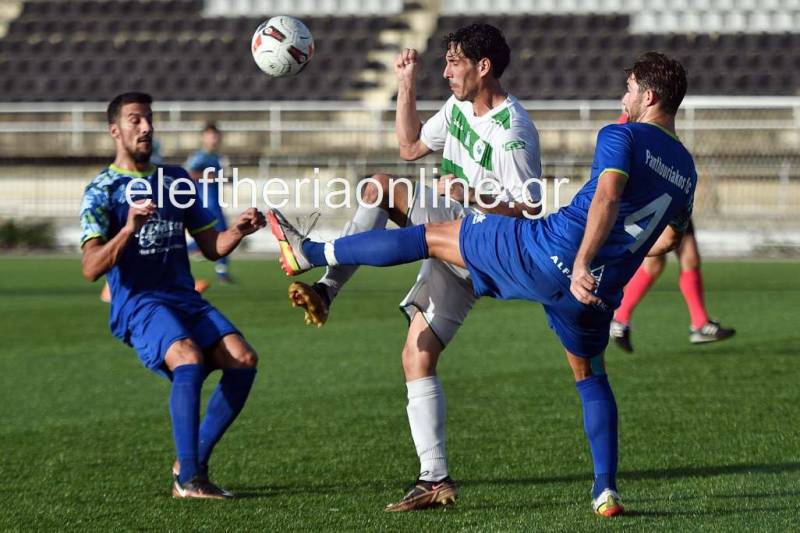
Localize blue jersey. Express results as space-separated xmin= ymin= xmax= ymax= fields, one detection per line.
xmin=530 ymin=122 xmax=696 ymax=307
xmin=186 ymin=150 xmax=223 ymax=215
xmin=79 ymin=164 xmax=218 ymax=340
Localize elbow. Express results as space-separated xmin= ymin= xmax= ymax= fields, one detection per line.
xmin=82 ymin=266 xmax=100 ymax=283
xmin=199 ymin=245 xmax=221 ymax=261
xmin=398 ymin=148 xmax=416 ymax=161
xmin=81 ymin=255 xmax=104 ymax=282
xmin=398 ymin=142 xmax=424 ymax=161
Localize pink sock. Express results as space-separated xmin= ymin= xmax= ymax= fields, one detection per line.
xmin=679 ymin=269 xmax=709 ymax=329
xmin=614 ymin=267 xmax=656 ymax=325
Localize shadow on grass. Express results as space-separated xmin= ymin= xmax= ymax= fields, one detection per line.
xmin=463 ymin=461 xmax=800 ymax=487
xmin=630 ymin=489 xmax=800 ymax=503
xmin=659 ymin=337 xmax=800 ymax=357
xmin=622 ymin=506 xmax=798 ymax=518
xmin=229 ymin=482 xmax=353 ymax=499
xmin=228 ymin=463 xmax=800 ymax=502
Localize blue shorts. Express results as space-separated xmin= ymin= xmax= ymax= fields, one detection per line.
xmin=126 ymin=297 xmax=239 ymax=378
xmin=459 ymin=214 xmax=612 ymax=357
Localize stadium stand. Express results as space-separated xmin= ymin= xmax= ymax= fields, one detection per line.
xmin=0 ymin=0 xmax=396 ymax=101
xmin=416 ymin=14 xmax=800 ymax=100
xmin=204 ymin=0 xmax=404 ymax=16
xmin=1 ymin=1 xmax=797 ymax=102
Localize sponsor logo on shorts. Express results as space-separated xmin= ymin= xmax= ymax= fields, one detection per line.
xmin=550 ymin=255 xmax=610 ymax=310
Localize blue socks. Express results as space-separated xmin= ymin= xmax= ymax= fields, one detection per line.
xmin=170 ymin=364 xmax=205 ymax=484
xmin=303 ymin=239 xmax=328 ymax=266
xmin=302 ymin=225 xmax=429 ymax=267
xmin=575 ymin=374 xmax=618 ymax=498
xmin=198 ymin=368 xmax=257 ymax=465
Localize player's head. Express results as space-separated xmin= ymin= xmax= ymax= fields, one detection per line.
xmin=107 ymin=92 xmax=153 ymax=164
xmin=201 ymin=122 xmax=221 ymax=152
xmin=622 ymin=52 xmax=687 ymax=121
xmin=442 ymin=24 xmax=510 ymax=101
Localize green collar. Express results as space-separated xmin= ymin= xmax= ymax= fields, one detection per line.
xmin=110 ymin=163 xmax=156 ymax=178
xmin=644 ymin=122 xmax=681 ymax=142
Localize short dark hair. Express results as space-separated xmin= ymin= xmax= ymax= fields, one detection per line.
xmin=107 ymin=92 xmax=152 ymax=124
xmin=625 ymin=52 xmax=687 ymax=116
xmin=203 ymin=122 xmax=220 ymax=134
xmin=442 ymin=23 xmax=510 ymax=79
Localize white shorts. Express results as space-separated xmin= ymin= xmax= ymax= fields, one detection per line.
xmin=399 ymin=186 xmax=477 ymax=346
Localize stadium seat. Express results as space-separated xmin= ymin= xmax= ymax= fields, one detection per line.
xmin=1 ymin=3 xmax=798 ymax=101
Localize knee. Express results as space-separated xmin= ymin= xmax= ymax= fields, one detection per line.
xmin=402 ymin=344 xmax=437 ymax=380
xmin=643 ymin=254 xmax=666 ymax=277
xmin=166 ymin=338 xmax=204 ymax=369
xmin=233 ymin=348 xmax=259 ymax=369
xmin=360 ymin=173 xmax=391 ymax=205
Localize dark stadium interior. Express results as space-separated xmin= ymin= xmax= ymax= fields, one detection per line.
xmin=0 ymin=0 xmax=392 ymax=101
xmin=0 ymin=1 xmax=798 ymax=101
xmin=417 ymin=14 xmax=800 ymax=100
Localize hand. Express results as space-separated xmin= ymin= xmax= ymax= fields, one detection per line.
xmin=395 ymin=48 xmax=419 ymax=84
xmin=570 ymin=262 xmax=602 ymax=306
xmin=233 ymin=208 xmax=266 ymax=237
xmin=125 ymin=199 xmax=156 ymax=233
xmin=436 ymin=174 xmax=467 ymax=203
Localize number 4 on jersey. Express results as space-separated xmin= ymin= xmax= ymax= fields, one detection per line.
xmin=624 ymin=193 xmax=671 ymax=254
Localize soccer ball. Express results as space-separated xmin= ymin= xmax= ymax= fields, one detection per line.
xmin=251 ymin=16 xmax=314 ymax=78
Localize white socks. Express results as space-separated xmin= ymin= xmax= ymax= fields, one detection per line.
xmin=406 ymin=376 xmax=448 ymax=482
xmin=317 ymin=204 xmax=389 ymax=297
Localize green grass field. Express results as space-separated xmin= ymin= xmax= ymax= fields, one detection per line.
xmin=1 ymin=257 xmax=798 ymax=531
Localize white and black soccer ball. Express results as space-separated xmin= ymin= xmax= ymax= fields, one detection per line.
xmin=251 ymin=16 xmax=314 ymax=78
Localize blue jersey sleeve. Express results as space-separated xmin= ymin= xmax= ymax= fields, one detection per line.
xmin=593 ymin=124 xmax=634 ymax=178
xmin=186 ymin=151 xmax=222 ymax=174
xmin=185 ymin=151 xmax=206 ymax=173
xmin=79 ymin=182 xmax=111 ymax=247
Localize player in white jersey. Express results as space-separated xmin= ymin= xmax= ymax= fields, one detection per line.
xmin=287 ymin=24 xmax=542 ymax=511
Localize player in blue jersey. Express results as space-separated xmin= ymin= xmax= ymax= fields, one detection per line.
xmin=268 ymin=52 xmax=693 ymax=517
xmin=186 ymin=123 xmax=234 ymax=283
xmin=80 ymin=92 xmax=266 ymax=499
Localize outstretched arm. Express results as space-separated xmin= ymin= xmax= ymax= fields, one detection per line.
xmin=395 ymin=49 xmax=433 ymax=161
xmin=192 ymin=208 xmax=265 ymax=260
xmin=570 ymin=170 xmax=628 ymax=305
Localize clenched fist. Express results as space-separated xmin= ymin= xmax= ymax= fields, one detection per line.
xmin=233 ymin=208 xmax=267 ymax=237
xmin=125 ymin=199 xmax=156 ymax=233
xmin=395 ymin=48 xmax=419 ymax=84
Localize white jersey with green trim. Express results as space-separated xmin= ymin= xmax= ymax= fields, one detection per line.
xmin=419 ymin=94 xmax=541 ymax=204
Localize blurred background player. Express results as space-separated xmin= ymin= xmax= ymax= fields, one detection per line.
xmin=269 ymin=51 xmax=696 ymax=518
xmin=609 ymin=114 xmax=736 ymax=352
xmin=80 ymin=92 xmax=265 ymax=498
xmin=286 ymin=24 xmax=542 ymax=511
xmin=186 ymin=123 xmax=233 ymax=284
xmin=610 ymin=221 xmax=737 ymax=351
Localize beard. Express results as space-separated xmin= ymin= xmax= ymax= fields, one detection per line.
xmin=128 ymin=142 xmax=152 ymax=164
xmin=624 ymin=98 xmax=645 ymax=122
xmin=453 ymin=85 xmax=477 ymax=103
